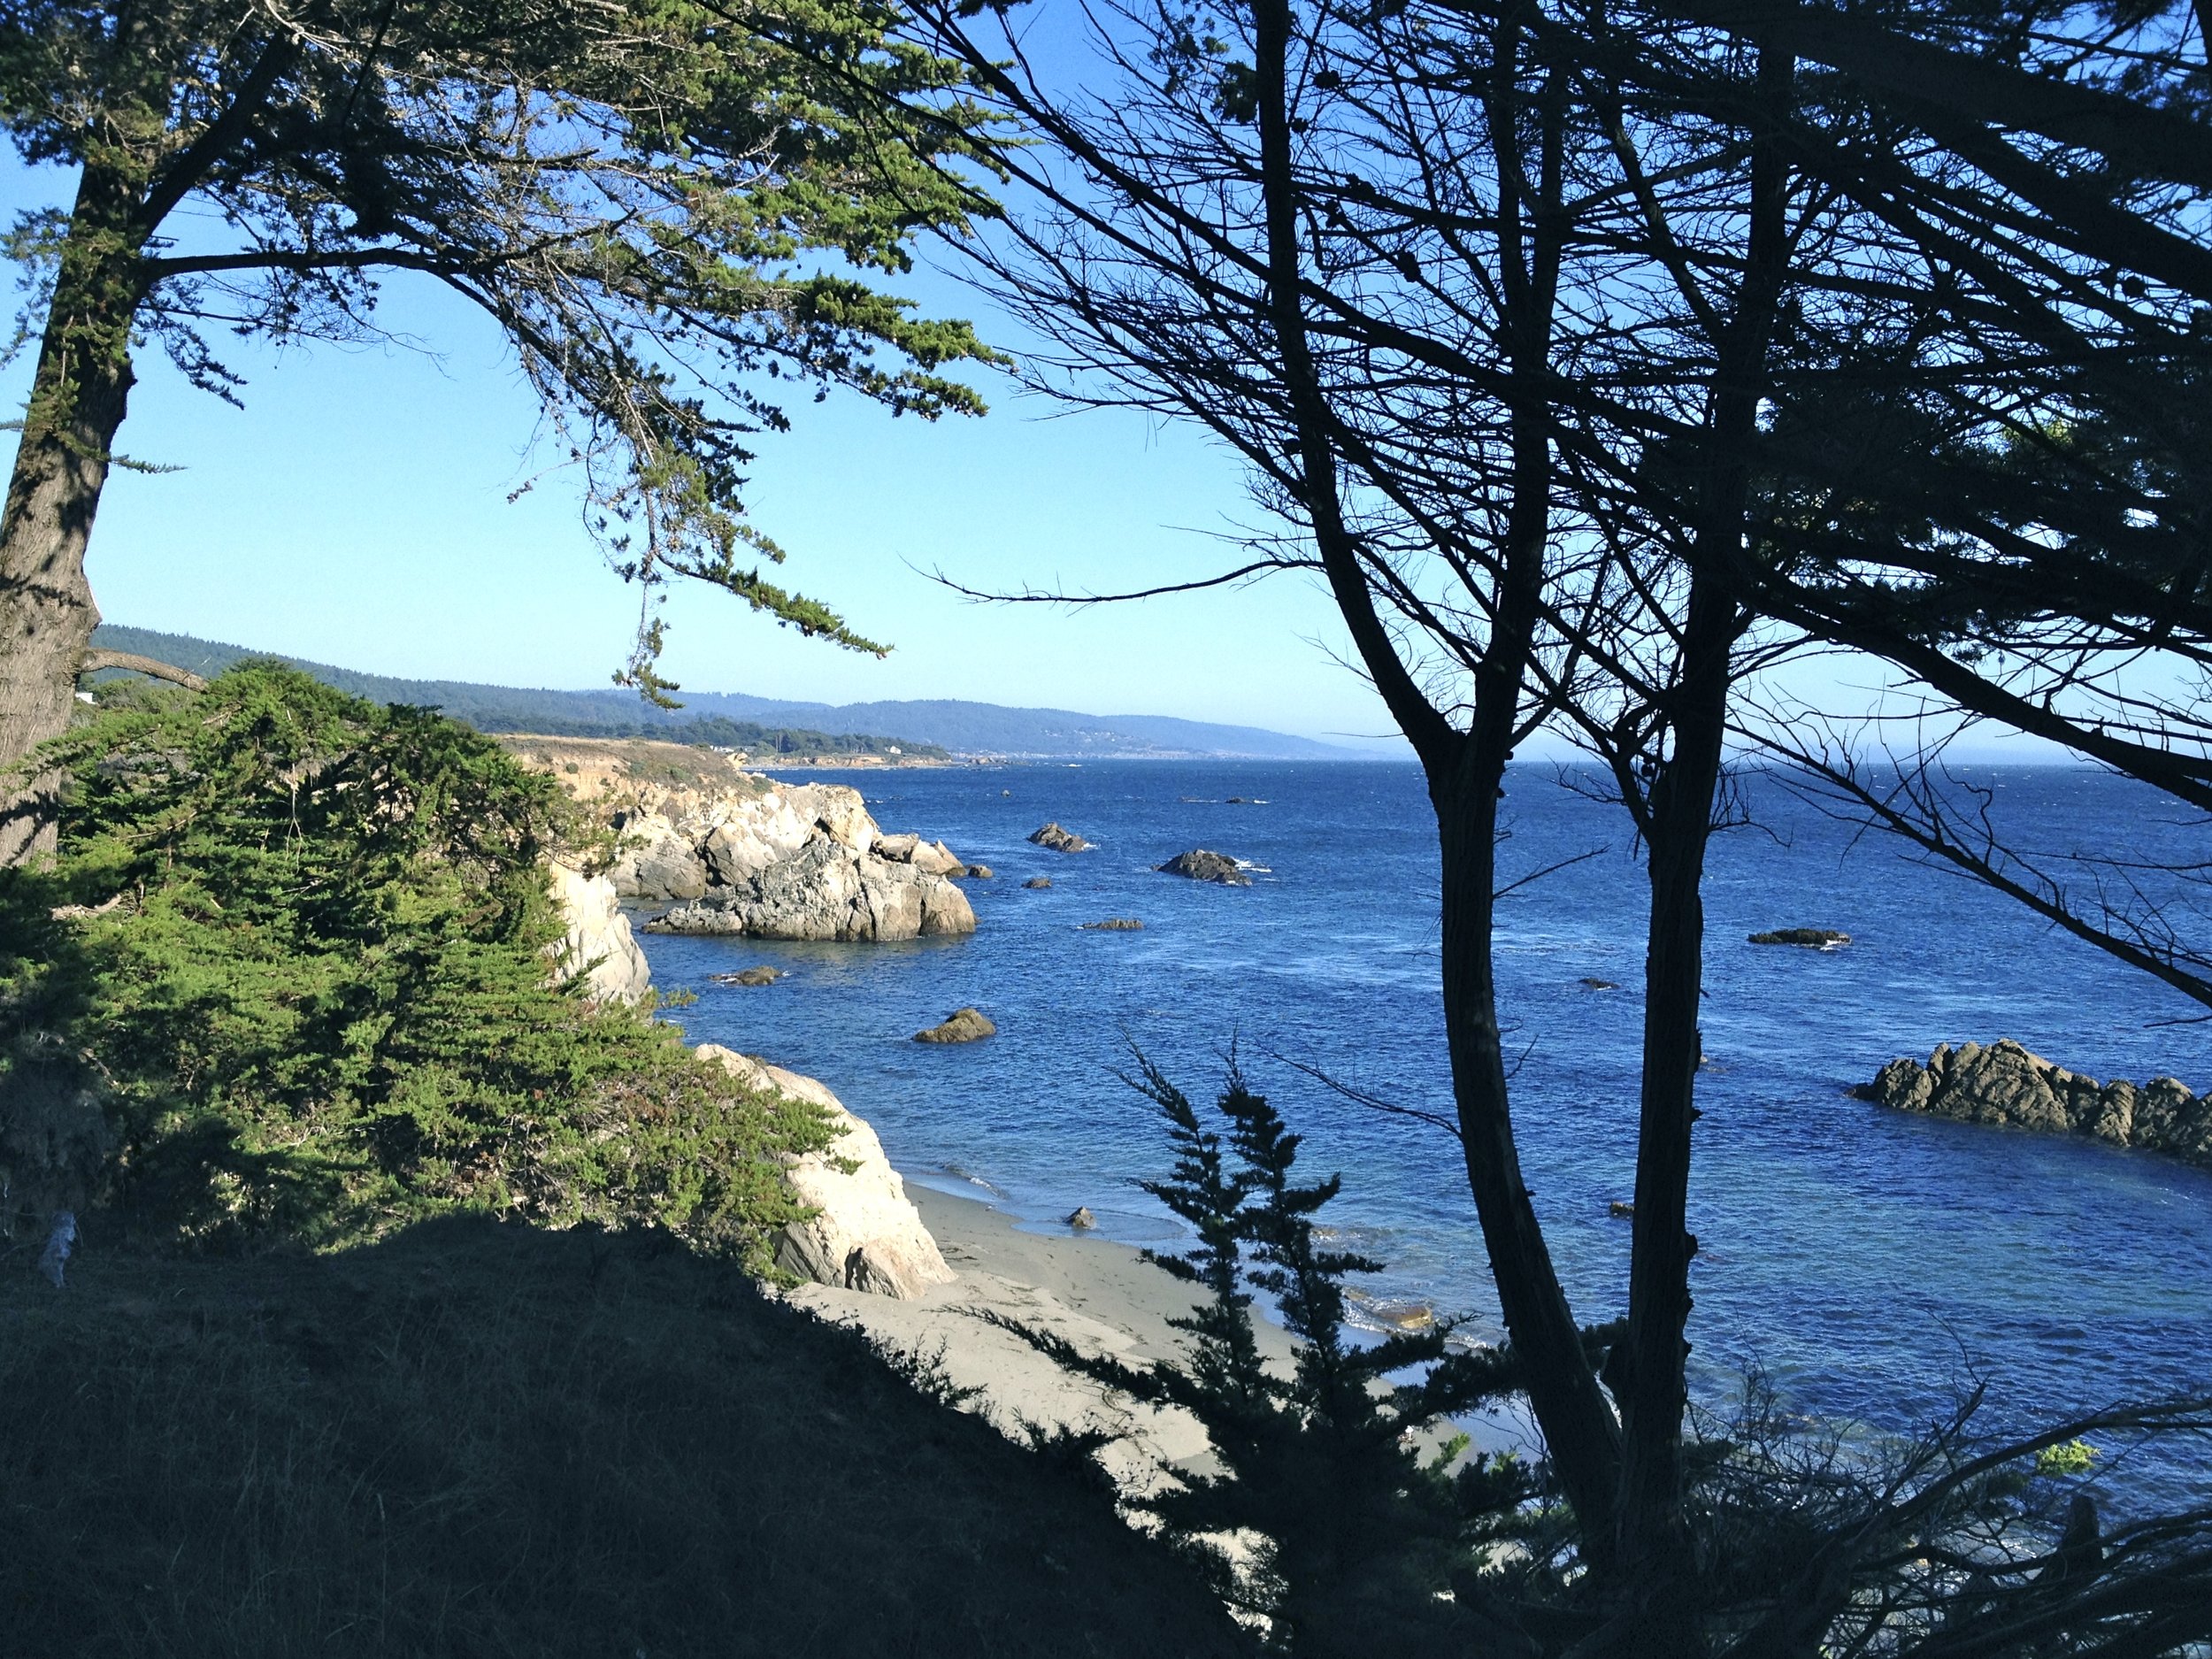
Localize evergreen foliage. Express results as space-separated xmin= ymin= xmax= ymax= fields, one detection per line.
xmin=0 ymin=663 xmax=835 ymax=1263
xmin=995 ymin=1054 xmax=1536 ymax=1655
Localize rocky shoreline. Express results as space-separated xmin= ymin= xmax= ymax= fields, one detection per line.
xmin=511 ymin=736 xmax=976 ymax=942
xmin=1857 ymin=1040 xmax=2212 ymax=1169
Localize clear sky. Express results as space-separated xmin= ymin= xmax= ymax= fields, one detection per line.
xmin=0 ymin=143 xmax=1416 ymax=750
xmin=4 ymin=78 xmax=2081 ymax=767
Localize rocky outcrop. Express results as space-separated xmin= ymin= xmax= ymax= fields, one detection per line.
xmin=546 ymin=861 xmax=653 ymax=1003
xmin=710 ymin=966 xmax=782 ymax=987
xmin=652 ymin=838 xmax=976 ymax=941
xmin=1749 ymin=927 xmax=1851 ymax=948
xmin=1023 ymin=877 xmax=1052 ymax=889
xmin=1156 ymin=849 xmax=1251 ymax=886
xmin=1028 ymin=822 xmax=1092 ymax=853
xmin=696 ymin=1045 xmax=956 ymax=1300
xmin=1080 ymin=918 xmax=1145 ymax=931
xmin=914 ymin=1007 xmax=996 ymax=1045
xmin=873 ymin=833 xmax=966 ymax=877
xmin=508 ymin=737 xmax=973 ymax=943
xmin=1857 ymin=1041 xmax=2212 ymax=1168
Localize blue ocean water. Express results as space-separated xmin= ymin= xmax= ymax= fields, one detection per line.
xmin=644 ymin=762 xmax=2212 ymax=1500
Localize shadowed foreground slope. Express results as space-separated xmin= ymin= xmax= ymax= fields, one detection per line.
xmin=0 ymin=1218 xmax=1247 ymax=1658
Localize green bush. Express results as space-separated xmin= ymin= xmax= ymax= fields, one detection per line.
xmin=0 ymin=663 xmax=834 ymax=1265
xmin=996 ymin=1055 xmax=1535 ymax=1655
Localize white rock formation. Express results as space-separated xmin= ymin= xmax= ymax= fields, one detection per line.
xmin=502 ymin=739 xmax=973 ymax=943
xmin=696 ymin=1044 xmax=956 ymax=1299
xmin=547 ymin=860 xmax=653 ymax=1004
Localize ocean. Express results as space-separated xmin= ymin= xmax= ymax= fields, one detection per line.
xmin=642 ymin=760 xmax=2212 ymax=1503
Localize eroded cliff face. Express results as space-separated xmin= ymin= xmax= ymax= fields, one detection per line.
xmin=545 ymin=860 xmax=654 ymax=1004
xmin=503 ymin=736 xmax=975 ymax=942
xmin=696 ymin=1044 xmax=956 ymax=1300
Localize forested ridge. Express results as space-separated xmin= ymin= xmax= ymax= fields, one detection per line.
xmin=89 ymin=625 xmax=1352 ymax=758
xmin=87 ymin=626 xmax=951 ymax=759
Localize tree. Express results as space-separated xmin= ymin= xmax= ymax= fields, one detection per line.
xmin=0 ymin=660 xmax=841 ymax=1261
xmin=992 ymin=1055 xmax=1532 ymax=1655
xmin=897 ymin=0 xmax=1822 ymax=1610
xmin=889 ymin=0 xmax=2212 ymax=1643
xmin=1575 ymin=0 xmax=2212 ymax=1018
xmin=0 ymin=0 xmax=1005 ymax=864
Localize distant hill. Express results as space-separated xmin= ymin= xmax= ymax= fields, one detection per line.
xmin=89 ymin=625 xmax=1362 ymax=760
xmin=88 ymin=626 xmax=946 ymax=761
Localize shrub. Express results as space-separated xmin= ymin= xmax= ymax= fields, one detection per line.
xmin=2035 ymin=1437 xmax=2101 ymax=1478
xmin=0 ymin=663 xmax=834 ymax=1266
xmin=994 ymin=1054 xmax=1535 ymax=1655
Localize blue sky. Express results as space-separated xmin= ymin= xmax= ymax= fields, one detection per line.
xmin=4 ymin=65 xmax=2077 ymax=765
xmin=0 ymin=142 xmax=1415 ymax=749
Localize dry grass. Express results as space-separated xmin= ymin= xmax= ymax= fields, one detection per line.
xmin=0 ymin=1218 xmax=1247 ymax=1658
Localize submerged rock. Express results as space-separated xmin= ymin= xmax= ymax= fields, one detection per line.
xmin=1028 ymin=822 xmax=1093 ymax=853
xmin=1580 ymin=977 xmax=1619 ymax=990
xmin=710 ymin=966 xmax=782 ymax=987
xmin=1080 ymin=918 xmax=1146 ymax=931
xmin=914 ymin=1007 xmax=997 ymax=1045
xmin=1376 ymin=1302 xmax=1434 ymax=1332
xmin=1156 ymin=849 xmax=1251 ymax=886
xmin=1857 ymin=1040 xmax=2211 ymax=1168
xmin=695 ymin=1044 xmax=955 ymax=1300
xmin=1023 ymin=876 xmax=1053 ymax=889
xmin=1747 ymin=927 xmax=1851 ymax=948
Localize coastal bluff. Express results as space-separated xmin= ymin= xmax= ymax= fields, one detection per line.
xmin=503 ymin=736 xmax=974 ymax=941
xmin=1857 ymin=1040 xmax=2212 ymax=1169
xmin=696 ymin=1046 xmax=956 ymax=1300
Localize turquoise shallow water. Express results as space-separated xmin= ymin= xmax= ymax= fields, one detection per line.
xmin=641 ymin=761 xmax=2212 ymax=1503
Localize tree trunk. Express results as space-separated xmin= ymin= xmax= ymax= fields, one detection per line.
xmin=1612 ymin=566 xmax=1733 ymax=1612
xmin=1609 ymin=41 xmax=1795 ymax=1605
xmin=1248 ymin=0 xmax=1624 ymax=1551
xmin=0 ymin=157 xmax=146 ymax=866
xmin=1433 ymin=750 xmax=1625 ymax=1552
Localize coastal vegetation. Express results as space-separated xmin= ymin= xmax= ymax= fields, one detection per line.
xmin=1 ymin=664 xmax=1250 ymax=1649
xmin=5 ymin=0 xmax=2212 ymax=1654
xmin=995 ymin=1057 xmax=1534 ymax=1655
xmin=2 ymin=663 xmax=835 ymax=1263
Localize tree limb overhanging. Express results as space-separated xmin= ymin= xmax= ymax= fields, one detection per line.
xmin=0 ymin=0 xmax=1012 ymax=862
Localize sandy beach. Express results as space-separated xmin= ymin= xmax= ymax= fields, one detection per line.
xmin=785 ymin=1181 xmax=1536 ymax=1500
xmin=782 ymin=1183 xmax=1263 ymax=1497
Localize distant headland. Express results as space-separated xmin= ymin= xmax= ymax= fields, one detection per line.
xmin=89 ymin=625 xmax=1368 ymax=762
